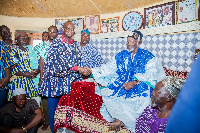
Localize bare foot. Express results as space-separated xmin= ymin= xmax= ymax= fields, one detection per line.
xmin=109 ymin=119 xmax=122 ymax=131
xmin=41 ymin=123 xmax=49 ymax=130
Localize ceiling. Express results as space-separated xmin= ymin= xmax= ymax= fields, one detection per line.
xmin=0 ymin=0 xmax=163 ymax=18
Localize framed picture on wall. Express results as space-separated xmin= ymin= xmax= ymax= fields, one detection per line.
xmin=177 ymin=0 xmax=199 ymax=24
xmin=109 ymin=17 xmax=119 ymax=32
xmin=144 ymin=1 xmax=175 ymax=29
xmin=101 ymin=19 xmax=109 ymax=33
xmin=85 ymin=15 xmax=100 ymax=34
xmin=100 ymin=17 xmax=119 ymax=33
xmin=55 ymin=18 xmax=84 ymax=35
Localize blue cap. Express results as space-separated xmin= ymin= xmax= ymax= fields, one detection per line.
xmin=81 ymin=28 xmax=90 ymax=35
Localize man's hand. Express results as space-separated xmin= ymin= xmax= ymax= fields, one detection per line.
xmin=31 ymin=69 xmax=40 ymax=78
xmin=0 ymin=68 xmax=10 ymax=88
xmin=122 ymin=81 xmax=137 ymax=91
xmin=77 ymin=67 xmax=92 ymax=76
xmin=38 ymin=79 xmax=42 ymax=86
xmin=12 ymin=63 xmax=17 ymax=69
xmin=23 ymin=72 xmax=34 ymax=79
xmin=109 ymin=119 xmax=124 ymax=131
xmin=84 ymin=67 xmax=92 ymax=74
xmin=0 ymin=77 xmax=9 ymax=88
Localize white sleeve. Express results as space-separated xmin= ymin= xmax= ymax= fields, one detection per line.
xmin=134 ymin=57 xmax=166 ymax=86
xmin=91 ymin=57 xmax=118 ymax=87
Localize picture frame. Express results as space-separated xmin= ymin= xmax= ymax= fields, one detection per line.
xmin=144 ymin=1 xmax=175 ymax=29
xmin=100 ymin=17 xmax=119 ymax=33
xmin=177 ymin=0 xmax=199 ymax=24
xmin=100 ymin=19 xmax=109 ymax=33
xmin=109 ymin=17 xmax=119 ymax=32
xmin=85 ymin=15 xmax=100 ymax=34
xmin=55 ymin=18 xmax=84 ymax=35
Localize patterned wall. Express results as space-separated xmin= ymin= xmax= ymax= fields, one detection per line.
xmin=90 ymin=32 xmax=200 ymax=72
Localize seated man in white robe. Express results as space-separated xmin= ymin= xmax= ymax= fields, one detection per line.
xmin=54 ymin=30 xmax=166 ymax=132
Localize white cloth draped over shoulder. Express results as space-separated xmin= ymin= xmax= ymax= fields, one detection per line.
xmin=91 ymin=49 xmax=166 ymax=132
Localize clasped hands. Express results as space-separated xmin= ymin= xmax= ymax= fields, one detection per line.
xmin=77 ymin=67 xmax=92 ymax=76
xmin=23 ymin=69 xmax=39 ymax=79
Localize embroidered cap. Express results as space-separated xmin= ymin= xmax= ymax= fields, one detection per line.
xmin=15 ymin=31 xmax=26 ymax=38
xmin=13 ymin=88 xmax=26 ymax=97
xmin=161 ymin=77 xmax=185 ymax=99
xmin=128 ymin=30 xmax=143 ymax=41
xmin=81 ymin=28 xmax=90 ymax=35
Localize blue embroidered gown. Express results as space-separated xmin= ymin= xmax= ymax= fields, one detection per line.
xmin=40 ymin=38 xmax=82 ymax=97
xmin=92 ymin=48 xmax=166 ymax=132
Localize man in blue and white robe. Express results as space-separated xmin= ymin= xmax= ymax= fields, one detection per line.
xmin=90 ymin=30 xmax=166 ymax=132
xmin=77 ymin=28 xmax=104 ymax=68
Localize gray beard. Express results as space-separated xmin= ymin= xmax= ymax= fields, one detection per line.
xmin=151 ymin=102 xmax=157 ymax=107
xmin=127 ymin=47 xmax=135 ymax=52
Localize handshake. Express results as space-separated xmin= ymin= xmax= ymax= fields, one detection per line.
xmin=77 ymin=67 xmax=92 ymax=77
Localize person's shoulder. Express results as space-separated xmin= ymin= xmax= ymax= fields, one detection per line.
xmin=0 ymin=41 xmax=9 ymax=51
xmin=115 ymin=50 xmax=129 ymax=60
xmin=140 ymin=105 xmax=154 ymax=116
xmin=72 ymin=41 xmax=78 ymax=45
xmin=116 ymin=50 xmax=129 ymax=56
xmin=139 ymin=48 xmax=151 ymax=53
xmin=52 ymin=38 xmax=62 ymax=44
xmin=0 ymin=102 xmax=13 ymax=110
xmin=26 ymin=99 xmax=40 ymax=107
xmin=0 ymin=40 xmax=3 ymax=45
xmin=26 ymin=98 xmax=36 ymax=103
xmin=86 ymin=43 xmax=98 ymax=50
xmin=50 ymin=38 xmax=62 ymax=48
xmin=25 ymin=99 xmax=40 ymax=111
xmin=0 ymin=40 xmax=5 ymax=45
xmin=35 ymin=41 xmax=43 ymax=46
xmin=139 ymin=48 xmax=155 ymax=57
xmin=10 ymin=47 xmax=18 ymax=53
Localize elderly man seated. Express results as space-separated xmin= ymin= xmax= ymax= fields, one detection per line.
xmin=0 ymin=88 xmax=43 ymax=133
xmin=135 ymin=77 xmax=185 ymax=132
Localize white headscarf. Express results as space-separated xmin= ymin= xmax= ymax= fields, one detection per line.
xmin=13 ymin=88 xmax=26 ymax=96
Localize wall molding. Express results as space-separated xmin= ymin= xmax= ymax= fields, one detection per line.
xmin=74 ymin=21 xmax=200 ymax=41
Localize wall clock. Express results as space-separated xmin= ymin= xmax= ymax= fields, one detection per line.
xmin=122 ymin=11 xmax=143 ymax=31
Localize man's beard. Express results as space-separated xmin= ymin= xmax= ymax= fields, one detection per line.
xmin=151 ymin=101 xmax=157 ymax=107
xmin=127 ymin=46 xmax=135 ymax=52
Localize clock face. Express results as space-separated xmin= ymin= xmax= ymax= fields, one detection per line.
xmin=122 ymin=11 xmax=143 ymax=31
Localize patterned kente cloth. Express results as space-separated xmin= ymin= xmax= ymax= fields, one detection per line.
xmin=54 ymin=106 xmax=131 ymax=133
xmin=0 ymin=40 xmax=14 ymax=90
xmin=135 ymin=105 xmax=168 ymax=133
xmin=8 ymin=46 xmax=40 ymax=101
xmin=77 ymin=42 xmax=104 ymax=68
xmin=34 ymin=41 xmax=50 ymax=61
xmin=40 ymin=38 xmax=82 ymax=97
xmin=54 ymin=81 xmax=106 ymax=132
